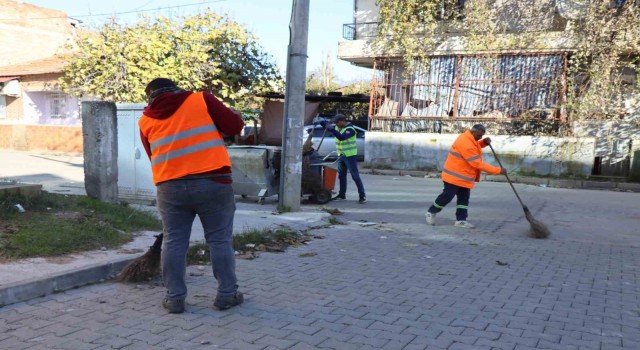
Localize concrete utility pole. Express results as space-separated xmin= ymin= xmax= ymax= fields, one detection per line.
xmin=279 ymin=0 xmax=310 ymax=212
xmin=82 ymin=101 xmax=118 ymax=203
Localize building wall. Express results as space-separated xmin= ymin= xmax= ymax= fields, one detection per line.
xmin=5 ymin=96 xmax=23 ymax=121
xmin=0 ymin=0 xmax=75 ymax=65
xmin=365 ymin=132 xmax=596 ymax=177
xmin=341 ymin=0 xmax=573 ymax=63
xmin=353 ymin=0 xmax=565 ymax=30
xmin=0 ymin=124 xmax=82 ymax=153
xmin=24 ymin=92 xmax=81 ymax=126
xmin=355 ymin=0 xmax=378 ymax=23
xmin=5 ymin=73 xmax=81 ymax=126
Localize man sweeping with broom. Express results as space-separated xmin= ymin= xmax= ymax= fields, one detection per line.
xmin=129 ymin=78 xmax=244 ymax=314
xmin=425 ymin=124 xmax=506 ymax=228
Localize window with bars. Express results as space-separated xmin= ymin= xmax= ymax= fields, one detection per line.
xmin=49 ymin=93 xmax=67 ymax=118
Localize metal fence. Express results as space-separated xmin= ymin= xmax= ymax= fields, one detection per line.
xmin=342 ymin=22 xmax=380 ymax=40
xmin=370 ymin=53 xmax=569 ymax=123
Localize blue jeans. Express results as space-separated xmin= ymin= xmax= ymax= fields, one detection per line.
xmin=156 ymin=179 xmax=238 ymax=301
xmin=337 ymin=154 xmax=365 ymax=198
xmin=428 ymin=181 xmax=471 ymax=221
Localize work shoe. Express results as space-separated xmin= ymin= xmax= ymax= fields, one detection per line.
xmin=162 ymin=298 xmax=185 ymax=314
xmin=454 ymin=220 xmax=475 ymax=229
xmin=425 ymin=212 xmax=436 ymax=225
xmin=358 ymin=196 xmax=367 ymax=204
xmin=214 ymin=292 xmax=244 ymax=311
xmin=331 ymin=194 xmax=346 ymax=201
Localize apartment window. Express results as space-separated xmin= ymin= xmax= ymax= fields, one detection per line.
xmin=0 ymin=95 xmax=6 ymax=119
xmin=49 ymin=93 xmax=67 ymax=118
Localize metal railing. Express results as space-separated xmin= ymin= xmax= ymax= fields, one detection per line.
xmin=342 ymin=22 xmax=379 ymax=40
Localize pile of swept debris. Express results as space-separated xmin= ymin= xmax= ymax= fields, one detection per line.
xmin=188 ymin=225 xmax=326 ymax=263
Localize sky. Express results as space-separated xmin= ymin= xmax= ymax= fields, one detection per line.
xmin=24 ymin=0 xmax=372 ymax=84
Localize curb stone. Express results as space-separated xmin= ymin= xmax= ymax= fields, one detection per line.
xmin=0 ymin=257 xmax=133 ymax=307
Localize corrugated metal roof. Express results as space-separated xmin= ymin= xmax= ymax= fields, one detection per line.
xmin=0 ymin=56 xmax=68 ymax=76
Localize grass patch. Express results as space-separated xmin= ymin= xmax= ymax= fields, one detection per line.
xmin=0 ymin=192 xmax=161 ymax=259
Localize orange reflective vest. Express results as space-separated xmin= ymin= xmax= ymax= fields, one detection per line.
xmin=441 ymin=130 xmax=501 ymax=189
xmin=139 ymin=92 xmax=231 ymax=185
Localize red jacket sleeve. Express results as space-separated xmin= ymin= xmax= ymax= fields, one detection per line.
xmin=140 ymin=130 xmax=152 ymax=158
xmin=203 ymin=91 xmax=244 ymax=136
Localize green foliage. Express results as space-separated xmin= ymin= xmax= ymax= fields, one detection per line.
xmin=374 ymin=0 xmax=640 ymax=121
xmin=61 ymin=10 xmax=283 ymax=108
xmin=567 ymin=0 xmax=640 ymax=119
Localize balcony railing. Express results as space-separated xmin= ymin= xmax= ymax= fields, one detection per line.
xmin=342 ymin=22 xmax=379 ymax=40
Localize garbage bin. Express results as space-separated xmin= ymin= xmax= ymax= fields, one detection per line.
xmin=323 ymin=166 xmax=337 ymax=192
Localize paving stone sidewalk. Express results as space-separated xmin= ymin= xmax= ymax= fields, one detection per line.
xmin=1 ymin=174 xmax=639 ymax=350
xmin=0 ymin=221 xmax=638 ymax=350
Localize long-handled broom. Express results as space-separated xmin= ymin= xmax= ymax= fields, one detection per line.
xmin=118 ymin=233 xmax=163 ymax=282
xmin=488 ymin=144 xmax=551 ymax=239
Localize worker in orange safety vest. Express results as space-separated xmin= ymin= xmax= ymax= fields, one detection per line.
xmin=425 ymin=124 xmax=507 ymax=228
xmin=139 ymin=78 xmax=245 ymax=314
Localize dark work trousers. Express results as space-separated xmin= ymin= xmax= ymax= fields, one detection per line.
xmin=427 ymin=181 xmax=471 ymax=221
xmin=337 ymin=154 xmax=366 ymax=199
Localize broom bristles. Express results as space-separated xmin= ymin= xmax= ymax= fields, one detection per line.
xmin=117 ymin=233 xmax=163 ymax=283
xmin=523 ymin=206 xmax=551 ymax=239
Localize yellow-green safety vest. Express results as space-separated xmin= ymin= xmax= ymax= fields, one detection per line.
xmin=335 ymin=125 xmax=357 ymax=157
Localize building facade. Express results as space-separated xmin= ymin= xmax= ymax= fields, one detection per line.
xmin=337 ymin=0 xmax=639 ymax=178
xmin=0 ymin=0 xmax=82 ymax=153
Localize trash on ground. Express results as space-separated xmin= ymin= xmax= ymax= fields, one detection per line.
xmin=14 ymin=204 xmax=25 ymax=213
xmin=496 ymin=260 xmax=509 ymax=266
xmin=236 ymin=251 xmax=259 ymax=260
xmin=380 ymin=235 xmax=388 ymax=239
xmin=359 ymin=222 xmax=377 ymax=227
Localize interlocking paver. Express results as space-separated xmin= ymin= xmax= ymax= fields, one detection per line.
xmin=0 ymin=175 xmax=639 ymax=350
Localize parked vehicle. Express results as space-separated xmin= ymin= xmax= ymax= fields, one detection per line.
xmin=304 ymin=124 xmax=366 ymax=161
